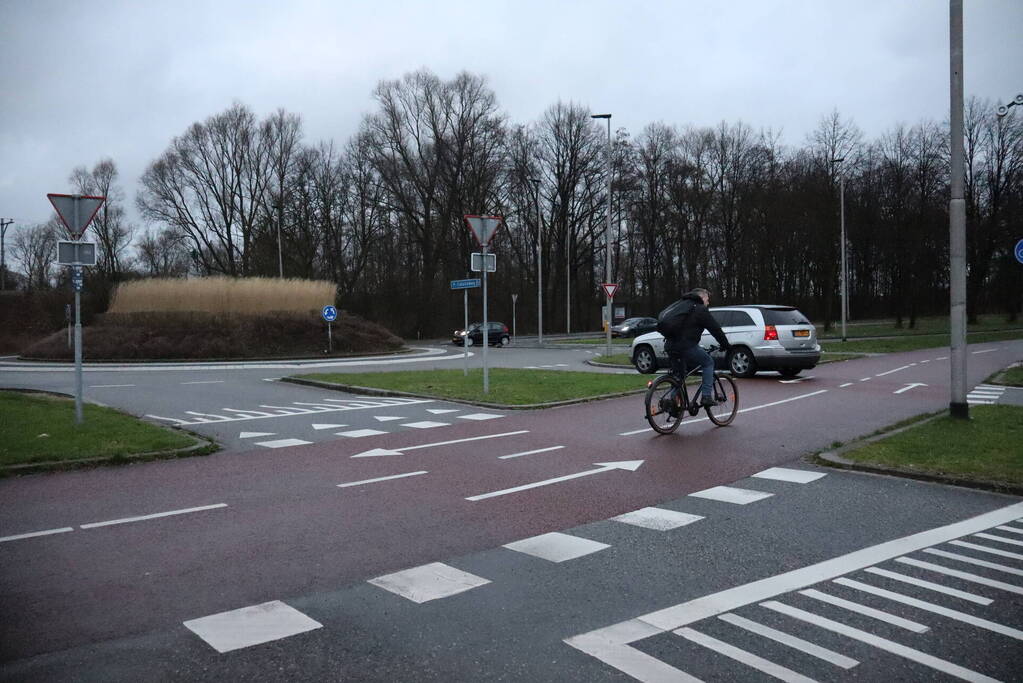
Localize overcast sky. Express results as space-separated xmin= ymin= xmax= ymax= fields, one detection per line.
xmin=1 ymin=0 xmax=1021 ymax=232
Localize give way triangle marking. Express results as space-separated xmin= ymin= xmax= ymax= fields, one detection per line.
xmin=465 ymin=460 xmax=644 ymax=501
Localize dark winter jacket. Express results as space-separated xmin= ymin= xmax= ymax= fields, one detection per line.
xmin=664 ymin=292 xmax=731 ymax=353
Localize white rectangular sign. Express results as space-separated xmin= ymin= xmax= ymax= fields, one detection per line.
xmin=470 ymin=252 xmax=496 ymax=272
xmin=57 ymin=241 xmax=97 ymax=266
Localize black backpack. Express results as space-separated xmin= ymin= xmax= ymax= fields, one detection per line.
xmin=655 ymin=298 xmax=694 ymax=338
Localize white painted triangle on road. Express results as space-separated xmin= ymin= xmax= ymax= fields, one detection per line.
xmin=427 ymin=409 xmax=459 ymax=414
xmin=374 ymin=416 xmax=405 ymax=422
xmin=239 ymin=431 xmax=276 ymax=439
xmin=351 ymin=448 xmax=404 ymax=458
xmin=312 ymin=423 xmax=346 ymax=430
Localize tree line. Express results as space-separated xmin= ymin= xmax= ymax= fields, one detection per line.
xmin=10 ymin=68 xmax=1022 ymax=336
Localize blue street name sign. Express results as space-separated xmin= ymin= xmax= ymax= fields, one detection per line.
xmin=1016 ymin=238 xmax=1023 ymax=264
xmin=450 ymin=278 xmax=481 ymax=290
xmin=322 ymin=305 xmax=338 ymax=322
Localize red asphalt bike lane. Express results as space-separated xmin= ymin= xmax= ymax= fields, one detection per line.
xmin=0 ymin=340 xmax=1019 ymax=661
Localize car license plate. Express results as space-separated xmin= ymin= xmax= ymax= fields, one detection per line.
xmin=793 ymin=329 xmax=810 ymax=337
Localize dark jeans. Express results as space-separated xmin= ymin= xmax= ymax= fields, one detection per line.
xmin=669 ymin=344 xmax=715 ymax=400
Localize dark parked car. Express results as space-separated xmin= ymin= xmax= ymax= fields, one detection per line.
xmin=452 ymin=321 xmax=511 ymax=346
xmin=610 ymin=316 xmax=657 ymax=338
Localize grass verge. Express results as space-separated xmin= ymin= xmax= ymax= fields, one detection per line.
xmin=295 ymin=368 xmax=651 ymax=405
xmin=820 ymin=329 xmax=1021 ymax=354
xmin=594 ymin=353 xmax=633 ymax=366
xmin=819 ymin=314 xmax=1021 ymax=339
xmin=0 ymin=391 xmax=201 ymax=469
xmin=989 ymin=365 xmax=1023 ymax=387
xmin=840 ymin=405 xmax=1023 ymax=487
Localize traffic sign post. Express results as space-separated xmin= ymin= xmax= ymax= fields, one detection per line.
xmin=48 ymin=193 xmax=106 ymax=425
xmin=464 ymin=215 xmax=504 ymax=393
xmin=322 ymin=305 xmax=338 ymax=352
xmin=1015 ymin=238 xmax=1023 ymax=264
xmin=511 ymin=293 xmax=518 ymax=340
xmin=451 ymin=279 xmax=481 ymax=377
xmin=601 ymin=283 xmax=619 ymax=357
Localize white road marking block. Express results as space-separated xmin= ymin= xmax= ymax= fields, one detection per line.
xmin=239 ymin=431 xmax=276 ymax=439
xmin=338 ymin=471 xmax=427 ymax=488
xmin=400 ymin=421 xmax=449 ymax=429
xmin=0 ymin=527 xmax=75 ymax=543
xmin=255 ymin=438 xmax=312 ymax=448
xmin=800 ymin=588 xmax=929 ymax=632
xmin=336 ymin=429 xmax=388 ymax=438
xmin=183 ymin=600 xmax=322 ymax=653
xmin=311 ymin=423 xmax=345 ymax=430
xmin=897 ymin=557 xmax=1023 ymax=595
xmin=863 ymin=567 xmax=992 ymax=604
xmin=426 ymin=408 xmax=459 ymax=414
xmin=350 ymin=448 xmax=403 ymax=458
xmin=612 ymin=508 xmax=704 ymax=531
xmin=752 ymin=468 xmax=825 ymax=484
xmin=368 ymin=562 xmax=490 ymax=603
xmin=503 ymin=532 xmax=610 ymax=563
xmin=921 ymin=548 xmax=1023 ymax=576
xmin=80 ymin=504 xmax=228 ymax=529
xmin=373 ymin=416 xmax=405 ymax=422
xmin=458 ymin=413 xmax=504 ymax=421
xmin=689 ymin=486 xmax=774 ymax=505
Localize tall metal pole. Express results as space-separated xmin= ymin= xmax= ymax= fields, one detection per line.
xmin=565 ymin=229 xmax=570 ymax=334
xmin=463 ymin=289 xmax=469 ymax=377
xmin=530 ymin=178 xmax=543 ymax=345
xmin=73 ymin=200 xmax=83 ymax=425
xmin=949 ymin=0 xmax=968 ymax=419
xmin=0 ymin=218 xmax=12 ymax=291
xmin=482 ymin=241 xmax=490 ymax=394
xmin=276 ymin=200 xmax=284 ymax=278
xmin=593 ymin=113 xmax=613 ymax=356
xmin=840 ymin=173 xmax=847 ymax=342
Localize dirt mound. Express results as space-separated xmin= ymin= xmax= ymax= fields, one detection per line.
xmin=21 ymin=310 xmax=404 ymax=361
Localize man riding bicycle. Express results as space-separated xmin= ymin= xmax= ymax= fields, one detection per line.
xmin=662 ymin=288 xmax=731 ymax=407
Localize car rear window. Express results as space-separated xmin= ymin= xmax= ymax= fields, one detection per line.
xmin=761 ymin=308 xmax=811 ymax=325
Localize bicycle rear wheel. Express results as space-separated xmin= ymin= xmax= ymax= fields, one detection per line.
xmin=706 ymin=374 xmax=738 ymax=426
xmin=645 ymin=375 xmax=684 ymax=434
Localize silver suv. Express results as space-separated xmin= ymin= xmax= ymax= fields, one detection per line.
xmin=630 ymin=305 xmax=820 ymax=378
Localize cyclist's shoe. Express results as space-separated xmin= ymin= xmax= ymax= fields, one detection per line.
xmin=699 ymin=394 xmax=718 ymax=407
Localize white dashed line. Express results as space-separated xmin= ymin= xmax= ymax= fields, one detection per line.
xmin=89 ymin=384 xmax=135 ymax=388
xmin=0 ymin=527 xmax=75 ymax=543
xmin=81 ymin=503 xmax=228 ymax=529
xmin=839 ymin=382 xmax=853 ymax=388
xmin=499 ymin=446 xmax=564 ymax=460
xmin=972 ymin=349 xmax=998 ymax=355
xmin=182 ymin=380 xmax=224 ymax=385
xmin=337 ymin=471 xmax=428 ymax=488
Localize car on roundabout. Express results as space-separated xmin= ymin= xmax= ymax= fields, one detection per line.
xmin=610 ymin=316 xmax=657 ymax=338
xmin=630 ymin=305 xmax=820 ymax=378
xmin=452 ymin=321 xmax=511 ymax=347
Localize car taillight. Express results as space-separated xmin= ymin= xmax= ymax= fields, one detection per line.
xmin=503 ymin=324 xmax=509 ymax=332
xmin=764 ymin=325 xmax=778 ymax=341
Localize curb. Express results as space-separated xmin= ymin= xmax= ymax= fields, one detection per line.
xmin=280 ymin=376 xmax=646 ymax=410
xmin=810 ymin=410 xmax=1023 ymax=496
xmin=0 ymin=388 xmax=219 ymax=476
xmin=585 ymin=359 xmax=636 ymax=370
xmin=16 ymin=347 xmax=414 ymax=364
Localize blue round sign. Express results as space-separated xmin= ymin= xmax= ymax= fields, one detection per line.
xmin=322 ymin=305 xmax=338 ymax=322
xmin=1016 ymin=238 xmax=1023 ymax=265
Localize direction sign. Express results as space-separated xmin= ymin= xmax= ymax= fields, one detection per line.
xmin=471 ymin=252 xmax=496 ymax=272
xmin=601 ymin=283 xmax=619 ymax=299
xmin=451 ymin=278 xmax=481 ymax=290
xmin=463 ymin=215 xmax=503 ymax=247
xmin=1016 ymin=238 xmax=1023 ymax=264
xmin=322 ymin=305 xmax=338 ymax=322
xmin=47 ymin=194 xmax=105 ymax=239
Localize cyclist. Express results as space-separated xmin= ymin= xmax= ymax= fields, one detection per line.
xmin=664 ymin=288 xmax=731 ymax=407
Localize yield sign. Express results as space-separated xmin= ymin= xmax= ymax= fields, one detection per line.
xmin=47 ymin=194 xmax=105 ymax=239
xmin=463 ymin=215 xmax=503 ymax=247
xmin=601 ymin=283 xmax=619 ymax=299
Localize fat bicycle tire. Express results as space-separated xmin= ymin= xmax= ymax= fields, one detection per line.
xmin=644 ymin=374 xmax=685 ymax=434
xmin=705 ymin=373 xmax=739 ymax=426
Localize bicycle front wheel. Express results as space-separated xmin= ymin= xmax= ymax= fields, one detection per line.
xmin=645 ymin=375 xmax=684 ymax=434
xmin=706 ymin=374 xmax=738 ymax=426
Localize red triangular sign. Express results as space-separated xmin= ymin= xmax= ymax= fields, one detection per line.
xmin=601 ymin=283 xmax=619 ymax=299
xmin=47 ymin=194 xmax=105 ymax=239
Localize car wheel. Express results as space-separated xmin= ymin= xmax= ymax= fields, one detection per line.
xmin=727 ymin=347 xmax=757 ymax=378
xmin=499 ymin=335 xmax=510 ymax=346
xmin=465 ymin=337 xmax=475 ymax=347
xmin=778 ymin=368 xmax=801 ymax=379
xmin=633 ymin=345 xmax=657 ymax=374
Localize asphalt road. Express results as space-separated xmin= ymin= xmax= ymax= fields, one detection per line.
xmin=1 ymin=339 xmax=1021 ymax=680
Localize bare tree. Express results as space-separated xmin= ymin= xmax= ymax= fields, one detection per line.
xmin=12 ymin=219 xmax=59 ymax=290
xmin=68 ymin=158 xmax=134 ymax=277
xmin=135 ymin=227 xmax=191 ymax=277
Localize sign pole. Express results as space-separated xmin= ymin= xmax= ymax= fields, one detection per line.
xmin=327 ymin=321 xmax=332 ymax=352
xmin=463 ymin=289 xmax=469 ymax=376
xmin=482 ymin=240 xmax=489 ymax=394
xmin=512 ymin=293 xmax=518 ymax=340
xmin=73 ymin=198 xmax=83 ymax=425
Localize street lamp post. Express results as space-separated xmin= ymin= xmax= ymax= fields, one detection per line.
xmin=529 ymin=177 xmax=543 ymax=345
xmin=832 ymin=157 xmax=847 ymax=342
xmin=0 ymin=219 xmax=12 ymax=291
xmin=592 ymin=113 xmax=612 ymax=357
xmin=273 ymin=199 xmax=284 ymax=278
xmin=949 ymin=0 xmax=968 ymax=419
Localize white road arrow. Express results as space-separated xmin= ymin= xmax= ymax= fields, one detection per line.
xmin=893 ymin=383 xmax=928 ymax=394
xmin=465 ymin=460 xmax=644 ymax=501
xmin=350 ymin=430 xmax=529 ymax=458
xmin=239 ymin=431 xmax=276 ymax=439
